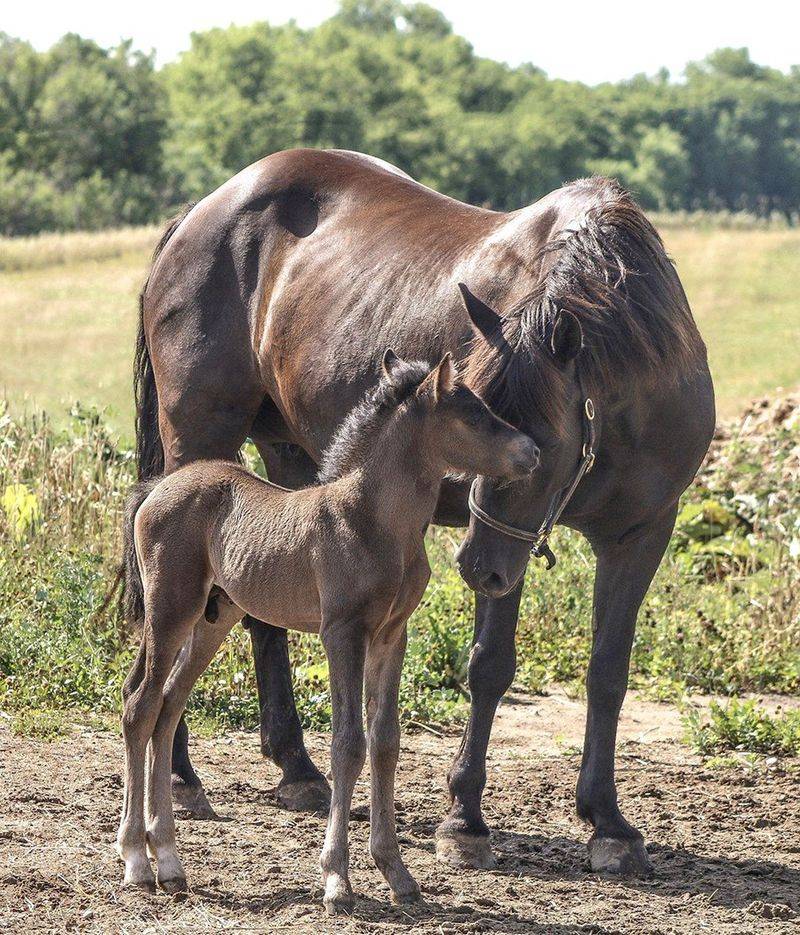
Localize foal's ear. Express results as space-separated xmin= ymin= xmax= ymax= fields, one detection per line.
xmin=458 ymin=283 xmax=502 ymax=339
xmin=550 ymin=309 xmax=583 ymax=366
xmin=418 ymin=353 xmax=455 ymax=403
xmin=434 ymin=353 xmax=456 ymax=398
xmin=382 ymin=348 xmax=405 ymax=385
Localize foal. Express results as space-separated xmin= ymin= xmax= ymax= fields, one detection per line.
xmin=117 ymin=351 xmax=538 ymax=913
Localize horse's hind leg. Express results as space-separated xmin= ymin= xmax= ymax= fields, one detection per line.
xmin=117 ymin=612 xmax=197 ymax=890
xmin=365 ymin=627 xmax=419 ymax=904
xmin=147 ymin=599 xmax=243 ymax=892
xmin=246 ymin=440 xmax=331 ymax=812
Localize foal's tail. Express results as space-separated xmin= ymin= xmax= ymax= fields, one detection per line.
xmin=134 ymin=203 xmax=194 ymax=481
xmin=122 ymin=478 xmax=161 ymax=628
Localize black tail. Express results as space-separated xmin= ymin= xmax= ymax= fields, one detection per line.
xmin=122 ymin=478 xmax=161 ymax=627
xmin=134 ymin=204 xmax=194 ymax=481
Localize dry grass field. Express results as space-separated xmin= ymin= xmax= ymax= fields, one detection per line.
xmin=0 ymin=223 xmax=798 ymax=435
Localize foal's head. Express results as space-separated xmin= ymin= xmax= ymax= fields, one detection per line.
xmin=381 ymin=349 xmax=539 ymax=482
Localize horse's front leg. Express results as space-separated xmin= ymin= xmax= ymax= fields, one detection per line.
xmin=319 ymin=619 xmax=367 ymax=915
xmin=436 ymin=581 xmax=524 ymax=869
xmin=578 ymin=508 xmax=676 ymax=876
xmin=365 ymin=626 xmax=420 ymax=904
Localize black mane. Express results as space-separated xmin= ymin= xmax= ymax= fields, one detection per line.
xmin=317 ymin=359 xmax=432 ymax=483
xmin=465 ymin=178 xmax=706 ymax=434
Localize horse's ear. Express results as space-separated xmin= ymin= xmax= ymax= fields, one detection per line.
xmin=550 ymin=310 xmax=583 ymax=366
xmin=382 ymin=348 xmax=405 ymax=385
xmin=458 ymin=283 xmax=501 ymax=339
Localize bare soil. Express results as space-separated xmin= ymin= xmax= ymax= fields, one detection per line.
xmin=1 ymin=690 xmax=798 ymax=934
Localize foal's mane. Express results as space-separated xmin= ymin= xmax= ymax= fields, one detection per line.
xmin=317 ymin=359 xmax=432 ymax=483
xmin=464 ymin=178 xmax=705 ymax=433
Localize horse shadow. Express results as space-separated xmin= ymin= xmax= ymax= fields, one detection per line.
xmin=191 ymin=883 xmax=615 ymax=932
xmin=410 ymin=823 xmax=800 ymax=915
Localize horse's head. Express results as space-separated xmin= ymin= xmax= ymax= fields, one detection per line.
xmin=455 ymin=283 xmax=588 ymax=598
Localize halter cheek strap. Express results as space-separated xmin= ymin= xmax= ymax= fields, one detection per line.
xmin=467 ymin=382 xmax=596 ymax=571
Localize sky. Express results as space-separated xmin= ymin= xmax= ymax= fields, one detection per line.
xmin=5 ymin=0 xmax=798 ymax=84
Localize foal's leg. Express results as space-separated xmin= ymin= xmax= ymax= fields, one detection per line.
xmin=364 ymin=628 xmax=419 ymax=904
xmin=117 ymin=643 xmax=154 ymax=889
xmin=148 ymin=605 xmax=242 ymax=892
xmin=248 ymin=440 xmax=331 ymax=812
xmin=577 ymin=509 xmax=676 ymax=876
xmin=117 ymin=620 xmax=194 ymax=889
xmin=158 ymin=401 xmax=255 ymax=820
xmin=319 ymin=620 xmax=367 ymax=915
xmin=436 ymin=581 xmax=524 ymax=869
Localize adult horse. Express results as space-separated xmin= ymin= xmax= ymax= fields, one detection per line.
xmin=135 ymin=149 xmax=714 ymax=876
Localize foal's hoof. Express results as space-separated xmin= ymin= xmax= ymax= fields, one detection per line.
xmin=588 ymin=835 xmax=653 ymax=877
xmin=323 ymin=877 xmax=355 ymax=916
xmin=276 ymin=776 xmax=331 ymax=814
xmin=123 ymin=878 xmax=156 ymax=895
xmin=158 ymin=875 xmax=189 ymax=895
xmin=435 ymin=829 xmax=496 ymax=870
xmin=171 ymin=777 xmax=220 ymax=820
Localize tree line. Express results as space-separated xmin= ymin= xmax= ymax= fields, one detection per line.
xmin=2 ymin=0 xmax=799 ymax=235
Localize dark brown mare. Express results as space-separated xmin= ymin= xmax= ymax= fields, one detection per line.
xmin=136 ymin=149 xmax=714 ymax=877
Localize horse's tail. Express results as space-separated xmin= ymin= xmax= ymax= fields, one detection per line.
xmin=122 ymin=478 xmax=161 ymax=628
xmin=134 ymin=204 xmax=194 ymax=481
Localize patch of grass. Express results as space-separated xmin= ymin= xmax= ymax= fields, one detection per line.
xmin=1 ymin=399 xmax=798 ymax=735
xmin=9 ymin=709 xmax=69 ymax=740
xmin=683 ymin=699 xmax=800 ymax=757
xmin=663 ymin=227 xmax=800 ymax=416
xmin=0 ymin=226 xmax=159 ymax=272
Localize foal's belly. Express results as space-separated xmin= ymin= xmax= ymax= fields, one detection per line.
xmin=213 ymin=548 xmax=323 ymax=634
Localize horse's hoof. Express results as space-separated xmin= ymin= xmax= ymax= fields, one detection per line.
xmin=276 ymin=776 xmax=331 ymax=813
xmin=435 ymin=829 xmax=496 ymax=870
xmin=323 ymin=877 xmax=355 ymax=916
xmin=588 ymin=836 xmax=653 ymax=877
xmin=391 ymin=881 xmax=421 ymax=904
xmin=158 ymin=876 xmax=189 ymax=895
xmin=171 ymin=778 xmax=220 ymax=820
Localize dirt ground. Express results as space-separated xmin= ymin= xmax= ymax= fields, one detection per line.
xmin=1 ymin=689 xmax=798 ymax=934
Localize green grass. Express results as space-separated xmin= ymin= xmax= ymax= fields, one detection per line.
xmin=683 ymin=699 xmax=800 ymax=758
xmin=664 ymin=228 xmax=800 ymax=416
xmin=0 ymin=400 xmax=797 ymax=734
xmin=0 ymin=224 xmax=798 ymax=434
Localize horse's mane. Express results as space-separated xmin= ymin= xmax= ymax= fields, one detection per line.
xmin=317 ymin=359 xmax=431 ymax=483
xmin=464 ymin=178 xmax=705 ymax=434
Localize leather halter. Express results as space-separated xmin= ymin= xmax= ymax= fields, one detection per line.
xmin=467 ymin=376 xmax=596 ymax=571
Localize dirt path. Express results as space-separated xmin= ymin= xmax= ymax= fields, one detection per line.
xmin=1 ymin=690 xmax=798 ymax=933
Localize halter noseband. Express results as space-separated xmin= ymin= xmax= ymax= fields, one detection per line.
xmin=467 ymin=380 xmax=596 ymax=571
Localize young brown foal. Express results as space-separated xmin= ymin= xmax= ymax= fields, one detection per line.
xmin=117 ymin=350 xmax=538 ymax=914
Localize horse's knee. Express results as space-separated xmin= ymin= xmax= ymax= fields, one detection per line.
xmin=467 ymin=639 xmax=516 ymax=700
xmin=331 ymin=726 xmax=366 ymax=776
